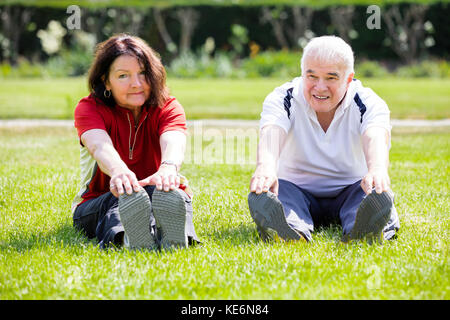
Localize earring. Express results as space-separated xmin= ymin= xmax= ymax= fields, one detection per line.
xmin=104 ymin=89 xmax=111 ymax=98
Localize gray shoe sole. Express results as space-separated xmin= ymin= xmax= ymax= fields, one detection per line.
xmin=118 ymin=189 xmax=156 ymax=250
xmin=152 ymin=189 xmax=188 ymax=250
xmin=344 ymin=191 xmax=393 ymax=244
xmin=248 ymin=191 xmax=302 ymax=242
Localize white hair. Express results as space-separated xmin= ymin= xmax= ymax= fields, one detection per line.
xmin=301 ymin=35 xmax=354 ymax=77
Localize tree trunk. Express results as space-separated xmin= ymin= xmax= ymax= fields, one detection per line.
xmin=286 ymin=6 xmax=314 ymax=48
xmin=329 ymin=6 xmax=355 ymax=43
xmin=0 ymin=5 xmax=32 ymax=65
xmin=260 ymin=7 xmax=289 ymax=49
xmin=153 ymin=7 xmax=177 ymax=53
xmin=383 ymin=4 xmax=428 ymax=64
xmin=174 ymin=7 xmax=200 ymax=53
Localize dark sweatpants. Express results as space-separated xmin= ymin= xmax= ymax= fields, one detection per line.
xmin=73 ymin=186 xmax=199 ymax=248
xmin=277 ymin=179 xmax=400 ymax=242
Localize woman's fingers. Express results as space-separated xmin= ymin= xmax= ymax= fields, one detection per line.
xmin=110 ymin=171 xmax=140 ymax=197
xmin=137 ymin=167 xmax=179 ymax=192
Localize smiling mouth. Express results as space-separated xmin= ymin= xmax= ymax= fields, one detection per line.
xmin=313 ymin=94 xmax=329 ymax=100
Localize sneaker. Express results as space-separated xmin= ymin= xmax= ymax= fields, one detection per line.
xmin=118 ymin=189 xmax=157 ymax=250
xmin=248 ymin=191 xmax=303 ymax=242
xmin=343 ymin=190 xmax=393 ymax=244
xmin=152 ymin=189 xmax=188 ymax=250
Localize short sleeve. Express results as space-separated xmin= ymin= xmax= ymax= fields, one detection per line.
xmin=259 ymin=85 xmax=293 ymax=134
xmin=359 ymin=88 xmax=392 ymax=136
xmin=157 ymin=98 xmax=187 ymax=136
xmin=74 ymin=95 xmax=108 ymax=139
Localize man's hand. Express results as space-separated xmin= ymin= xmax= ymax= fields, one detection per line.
xmin=139 ymin=164 xmax=180 ymax=192
xmin=361 ymin=166 xmax=390 ymax=195
xmin=250 ymin=165 xmax=279 ymax=195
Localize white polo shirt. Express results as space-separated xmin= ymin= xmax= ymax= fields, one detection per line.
xmin=260 ymin=77 xmax=391 ymax=198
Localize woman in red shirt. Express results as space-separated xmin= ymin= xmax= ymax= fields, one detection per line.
xmin=72 ymin=34 xmax=199 ymax=250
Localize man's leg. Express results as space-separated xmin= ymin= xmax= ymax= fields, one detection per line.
xmin=248 ymin=179 xmax=316 ymax=242
xmin=338 ymin=180 xmax=400 ymax=242
xmin=276 ymin=179 xmax=320 ymax=242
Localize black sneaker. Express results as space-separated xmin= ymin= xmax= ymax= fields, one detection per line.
xmin=152 ymin=189 xmax=188 ymax=250
xmin=118 ymin=189 xmax=157 ymax=250
xmin=343 ymin=190 xmax=393 ymax=244
xmin=248 ymin=191 xmax=303 ymax=242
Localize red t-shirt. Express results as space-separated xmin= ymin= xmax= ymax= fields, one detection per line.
xmin=73 ymin=94 xmax=187 ymax=207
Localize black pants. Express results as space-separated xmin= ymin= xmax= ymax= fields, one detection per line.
xmin=73 ymin=186 xmax=199 ymax=248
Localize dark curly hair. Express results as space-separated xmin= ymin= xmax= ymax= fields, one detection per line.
xmin=88 ymin=33 xmax=169 ymax=108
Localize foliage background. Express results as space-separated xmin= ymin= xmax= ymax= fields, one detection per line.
xmin=1 ymin=0 xmax=449 ymax=79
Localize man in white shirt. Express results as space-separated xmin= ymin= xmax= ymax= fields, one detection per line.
xmin=248 ymin=36 xmax=399 ymax=243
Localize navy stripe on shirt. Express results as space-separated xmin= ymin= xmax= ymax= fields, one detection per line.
xmin=283 ymin=87 xmax=294 ymax=119
xmin=353 ymin=93 xmax=367 ymax=123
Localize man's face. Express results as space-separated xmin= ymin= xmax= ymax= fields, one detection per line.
xmin=302 ymin=56 xmax=354 ymax=114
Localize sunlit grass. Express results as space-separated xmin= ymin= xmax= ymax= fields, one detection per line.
xmin=1 ymin=77 xmax=449 ymax=120
xmin=0 ymin=126 xmax=448 ymax=299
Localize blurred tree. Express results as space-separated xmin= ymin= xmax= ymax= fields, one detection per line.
xmin=383 ymin=4 xmax=429 ymax=64
xmin=328 ymin=5 xmax=355 ymax=43
xmin=0 ymin=5 xmax=33 ymax=64
xmin=153 ymin=6 xmax=200 ymax=55
xmin=260 ymin=6 xmax=314 ymax=49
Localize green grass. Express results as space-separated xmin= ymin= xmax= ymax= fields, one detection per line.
xmin=0 ymin=126 xmax=448 ymax=299
xmin=0 ymin=77 xmax=449 ymax=120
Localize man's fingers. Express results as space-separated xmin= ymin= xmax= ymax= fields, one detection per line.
xmin=250 ymin=176 xmax=259 ymax=193
xmin=250 ymin=175 xmax=277 ymax=195
xmin=361 ymin=175 xmax=373 ymax=195
xmin=271 ymin=179 xmax=279 ymax=196
xmin=262 ymin=176 xmax=273 ymax=192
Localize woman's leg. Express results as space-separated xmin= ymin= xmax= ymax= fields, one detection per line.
xmin=73 ymin=191 xmax=124 ymax=248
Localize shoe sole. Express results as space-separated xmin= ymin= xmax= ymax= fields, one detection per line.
xmin=248 ymin=191 xmax=301 ymax=242
xmin=345 ymin=191 xmax=393 ymax=244
xmin=152 ymin=189 xmax=187 ymax=250
xmin=118 ymin=189 xmax=156 ymax=250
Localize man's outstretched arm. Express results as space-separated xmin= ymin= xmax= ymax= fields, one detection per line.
xmin=361 ymin=126 xmax=391 ymax=195
xmin=250 ymin=125 xmax=287 ymax=196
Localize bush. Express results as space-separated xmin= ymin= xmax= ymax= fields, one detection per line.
xmin=355 ymin=60 xmax=389 ymax=78
xmin=0 ymin=58 xmax=44 ymax=78
xmin=43 ymin=47 xmax=92 ymax=77
xmin=241 ymin=50 xmax=301 ymax=78
xmin=395 ymin=60 xmax=450 ymax=78
xmin=167 ymin=50 xmax=236 ymax=78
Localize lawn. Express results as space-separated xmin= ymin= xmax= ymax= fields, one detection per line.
xmin=0 ymin=77 xmax=449 ymax=120
xmin=0 ymin=125 xmax=448 ymax=300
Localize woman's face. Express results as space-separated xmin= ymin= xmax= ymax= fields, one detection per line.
xmin=105 ymin=55 xmax=151 ymax=110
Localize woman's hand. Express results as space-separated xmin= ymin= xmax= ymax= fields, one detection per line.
xmin=138 ymin=164 xmax=180 ymax=192
xmin=109 ymin=167 xmax=142 ymax=197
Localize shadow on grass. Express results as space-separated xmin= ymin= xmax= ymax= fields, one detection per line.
xmin=1 ymin=220 xmax=347 ymax=254
xmin=0 ymin=222 xmax=94 ymax=253
xmin=205 ymin=222 xmax=345 ymax=246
